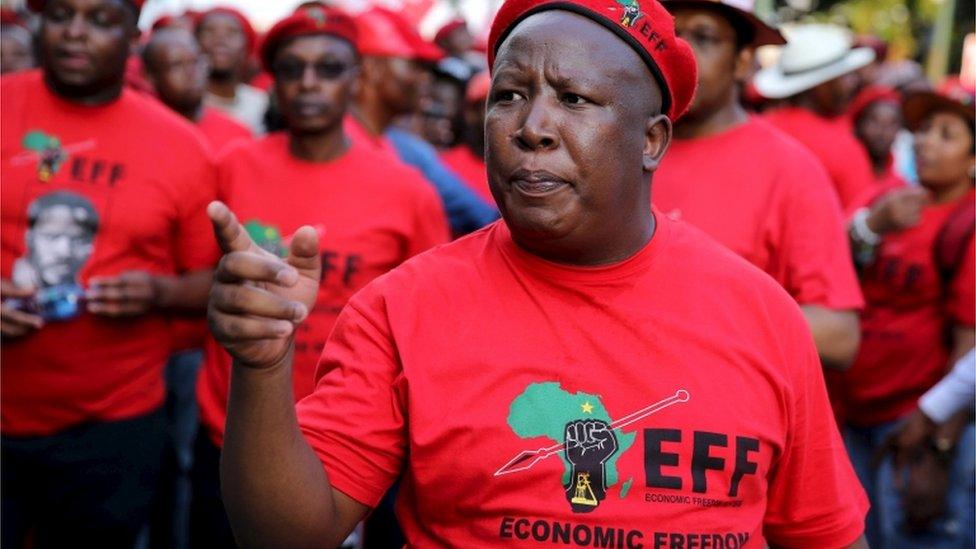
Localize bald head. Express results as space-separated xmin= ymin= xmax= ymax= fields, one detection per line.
xmin=142 ymin=27 xmax=208 ymax=118
xmin=143 ymin=27 xmax=200 ymax=73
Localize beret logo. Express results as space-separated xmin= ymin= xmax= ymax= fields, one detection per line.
xmin=615 ymin=0 xmax=644 ymax=28
xmin=306 ymin=6 xmax=327 ymax=27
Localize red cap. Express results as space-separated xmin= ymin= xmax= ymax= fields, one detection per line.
xmin=903 ymin=77 xmax=976 ymax=131
xmin=151 ymin=15 xmax=178 ymax=31
xmin=197 ymin=7 xmax=257 ymax=54
xmin=357 ymin=7 xmax=444 ymax=62
xmin=466 ymin=71 xmax=491 ymax=103
xmin=488 ymin=0 xmax=698 ymax=119
xmin=434 ymin=18 xmax=468 ymax=44
xmin=29 ymin=0 xmax=144 ymax=13
xmin=0 ymin=8 xmax=27 ymax=28
xmin=260 ymin=5 xmax=358 ymax=73
xmin=847 ymin=85 xmax=900 ymax=123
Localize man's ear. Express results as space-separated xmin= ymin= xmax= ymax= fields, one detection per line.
xmin=733 ymin=46 xmax=755 ymax=84
xmin=642 ymin=114 xmax=672 ymax=172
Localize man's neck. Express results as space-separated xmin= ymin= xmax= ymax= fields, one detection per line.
xmin=674 ymin=100 xmax=748 ymax=140
xmin=176 ymin=102 xmax=205 ymax=123
xmin=929 ymin=181 xmax=973 ymax=205
xmin=43 ymin=73 xmax=123 ymax=106
xmin=351 ymin=91 xmax=397 ymax=136
xmin=288 ymin=126 xmax=350 ymax=163
xmin=207 ymin=74 xmax=239 ymax=100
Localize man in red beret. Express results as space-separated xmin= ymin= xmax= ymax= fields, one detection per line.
xmin=196 ymin=6 xmax=267 ymax=134
xmin=207 ymin=0 xmax=868 ymax=546
xmin=188 ymin=6 xmax=449 ymax=546
xmin=653 ymin=1 xmax=863 ymax=373
xmin=0 ymin=0 xmax=217 ymax=545
xmin=440 ymin=70 xmax=493 ymax=203
xmin=0 ymin=9 xmax=35 ymax=74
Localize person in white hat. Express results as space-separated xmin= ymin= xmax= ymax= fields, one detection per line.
xmin=656 ymin=1 xmax=864 ymax=372
xmin=756 ymin=24 xmax=877 ymax=210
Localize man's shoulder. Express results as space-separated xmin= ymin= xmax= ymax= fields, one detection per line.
xmin=122 ymin=91 xmax=211 ymax=153
xmin=0 ymin=68 xmax=41 ymax=94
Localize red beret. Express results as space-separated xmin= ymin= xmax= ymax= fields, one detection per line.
xmin=488 ymin=0 xmax=698 ymax=120
xmin=28 ymin=0 xmax=144 ymax=13
xmin=0 ymin=8 xmax=27 ymax=28
xmin=847 ymin=85 xmax=900 ymax=123
xmin=260 ymin=6 xmax=358 ymax=73
xmin=357 ymin=7 xmax=444 ymax=63
xmin=466 ymin=71 xmax=491 ymax=103
xmin=434 ymin=18 xmax=468 ymax=44
xmin=197 ymin=7 xmax=257 ymax=54
xmin=903 ymin=77 xmax=976 ymax=131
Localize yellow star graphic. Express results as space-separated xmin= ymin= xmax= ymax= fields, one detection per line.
xmin=581 ymin=401 xmax=594 ymax=414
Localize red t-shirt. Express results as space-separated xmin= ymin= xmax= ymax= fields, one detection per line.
xmin=196 ymin=133 xmax=449 ymax=446
xmin=440 ymin=145 xmax=494 ymax=205
xmin=198 ymin=107 xmax=252 ymax=154
xmin=842 ymin=189 xmax=976 ymax=426
xmin=763 ymin=107 xmax=875 ymax=210
xmin=1 ymin=69 xmax=218 ymax=436
xmin=653 ymin=117 xmax=863 ymax=310
xmin=296 ymin=214 xmax=867 ymax=547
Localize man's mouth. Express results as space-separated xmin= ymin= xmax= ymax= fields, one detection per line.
xmin=55 ymin=49 xmax=91 ymax=70
xmin=509 ymin=169 xmax=571 ymax=197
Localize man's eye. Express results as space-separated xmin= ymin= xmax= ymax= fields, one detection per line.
xmin=561 ymin=93 xmax=587 ymax=105
xmin=45 ymin=6 xmax=71 ymax=23
xmin=494 ymin=90 xmax=522 ymax=102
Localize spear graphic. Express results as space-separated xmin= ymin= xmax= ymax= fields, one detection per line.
xmin=494 ymin=389 xmax=690 ymax=477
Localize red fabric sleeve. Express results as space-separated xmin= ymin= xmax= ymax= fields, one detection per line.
xmin=763 ymin=322 xmax=869 ymax=546
xmin=173 ymin=149 xmax=220 ymax=272
xmin=295 ymin=288 xmax=407 ymax=508
xmin=948 ymin=244 xmax=976 ymax=327
xmin=778 ymin=153 xmax=864 ymax=310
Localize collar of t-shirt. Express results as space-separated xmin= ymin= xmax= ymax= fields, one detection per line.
xmin=496 ymin=210 xmax=673 ymax=285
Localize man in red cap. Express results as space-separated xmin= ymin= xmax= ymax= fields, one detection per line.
xmin=348 ymin=6 xmax=498 ymax=235
xmin=196 ymin=6 xmax=267 ymax=134
xmin=207 ymin=0 xmax=867 ymax=545
xmin=654 ymin=1 xmax=863 ymax=371
xmin=434 ymin=18 xmax=473 ymax=58
xmin=143 ymin=27 xmax=253 ymax=154
xmin=0 ymin=9 xmax=35 ymax=74
xmin=440 ymin=70 xmax=493 ymax=203
xmin=188 ymin=6 xmax=449 ymax=546
xmin=0 ymin=0 xmax=217 ymax=545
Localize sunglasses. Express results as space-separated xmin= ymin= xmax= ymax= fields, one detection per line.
xmin=273 ymin=60 xmax=351 ymax=81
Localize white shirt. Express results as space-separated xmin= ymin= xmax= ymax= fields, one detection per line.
xmin=919 ymin=348 xmax=976 ymax=424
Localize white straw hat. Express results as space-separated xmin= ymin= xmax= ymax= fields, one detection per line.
xmin=753 ymin=24 xmax=875 ymax=99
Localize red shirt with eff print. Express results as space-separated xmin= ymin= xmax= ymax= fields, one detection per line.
xmin=0 ymin=69 xmax=218 ymax=436
xmin=296 ymin=213 xmax=868 ymax=547
xmin=653 ymin=117 xmax=863 ymax=310
xmin=842 ymin=188 xmax=976 ymax=426
xmin=196 ymin=133 xmax=449 ymax=447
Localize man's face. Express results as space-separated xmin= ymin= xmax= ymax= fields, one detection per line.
xmin=372 ymin=56 xmax=425 ymax=114
xmin=145 ymin=32 xmax=208 ymax=113
xmin=486 ymin=11 xmax=668 ymax=261
xmin=854 ymin=101 xmax=901 ymax=164
xmin=1 ymin=25 xmax=36 ymax=74
xmin=443 ymin=27 xmax=474 ymax=57
xmin=196 ymin=12 xmax=247 ymax=76
xmin=39 ymin=0 xmax=135 ymax=96
xmin=28 ymin=204 xmax=96 ymax=287
xmin=672 ymin=8 xmax=748 ymax=123
xmin=808 ymin=76 xmax=850 ymax=117
xmin=421 ymin=77 xmax=462 ymax=147
xmin=273 ymin=35 xmax=359 ymax=135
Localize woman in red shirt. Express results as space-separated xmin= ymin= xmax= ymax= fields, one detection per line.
xmin=845 ymin=83 xmax=975 ymax=546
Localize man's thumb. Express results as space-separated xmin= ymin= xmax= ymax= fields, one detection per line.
xmin=286 ymin=225 xmax=322 ymax=280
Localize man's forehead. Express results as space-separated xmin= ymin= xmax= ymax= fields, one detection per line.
xmin=495 ymin=10 xmax=652 ymax=80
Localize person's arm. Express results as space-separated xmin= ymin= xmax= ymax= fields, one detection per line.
xmin=801 ymin=305 xmax=860 ymax=370
xmin=206 ymin=202 xmax=367 ymax=546
xmin=919 ymin=347 xmax=976 ymax=424
xmin=86 ymin=270 xmax=213 ymax=316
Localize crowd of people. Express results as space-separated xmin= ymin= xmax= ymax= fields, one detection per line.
xmin=0 ymin=0 xmax=973 ymax=547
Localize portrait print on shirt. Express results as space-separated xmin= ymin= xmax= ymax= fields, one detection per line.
xmin=11 ymin=191 xmax=98 ymax=321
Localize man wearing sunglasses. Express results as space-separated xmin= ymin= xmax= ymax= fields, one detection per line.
xmin=653 ymin=0 xmax=864 ymax=374
xmin=189 ymin=6 xmax=450 ymax=546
